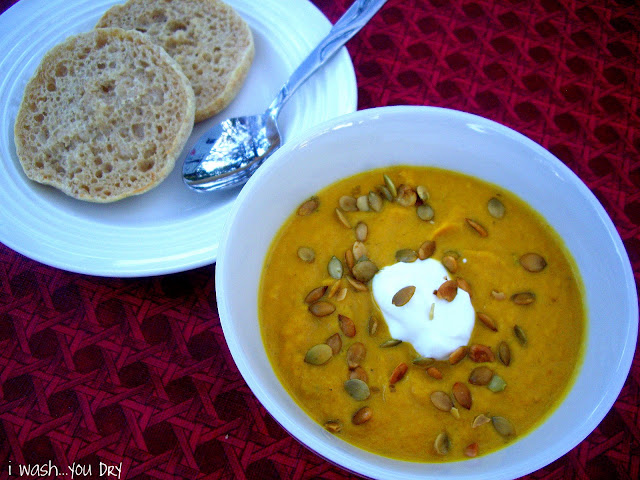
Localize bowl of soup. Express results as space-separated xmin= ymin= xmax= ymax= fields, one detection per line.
xmin=216 ymin=106 xmax=637 ymax=479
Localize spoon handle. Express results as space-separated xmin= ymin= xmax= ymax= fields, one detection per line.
xmin=267 ymin=0 xmax=388 ymax=116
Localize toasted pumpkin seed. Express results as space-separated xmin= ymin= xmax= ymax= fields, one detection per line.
xmin=430 ymin=391 xmax=453 ymax=412
xmin=328 ymin=256 xmax=343 ymax=279
xmin=347 ymin=275 xmax=368 ymax=292
xmin=448 ymin=346 xmax=468 ymax=365
xmin=488 ymin=197 xmax=505 ymax=218
xmin=472 ymin=413 xmax=491 ymax=428
xmin=380 ymin=339 xmax=402 ymax=348
xmin=456 ymin=277 xmax=472 ymax=297
xmin=417 ymin=204 xmax=435 ymax=221
xmin=378 ymin=184 xmax=394 ymax=201
xmin=434 ymin=432 xmax=451 ymax=455
xmin=436 ymin=280 xmax=458 ymax=302
xmin=392 ymin=286 xmax=416 ymax=306
xmin=418 ymin=240 xmax=436 ymax=259
xmin=347 ymin=342 xmax=366 ymax=369
xmin=452 ymin=382 xmax=472 ymax=409
xmin=305 ymin=286 xmax=327 ymax=304
xmin=324 ymin=420 xmax=342 ymax=433
xmin=305 ymin=344 xmax=333 ymax=365
xmin=350 ymin=366 xmax=368 ymax=383
xmin=441 ymin=255 xmax=458 ymax=273
xmin=352 ymin=241 xmax=367 ymax=261
xmin=416 ymin=185 xmax=430 ymax=202
xmin=309 ymin=301 xmax=335 ymax=317
xmin=335 ymin=287 xmax=348 ymax=301
xmin=355 ymin=222 xmax=368 ymax=242
xmin=514 ymin=325 xmax=527 ymax=345
xmin=326 ymin=333 xmax=342 ymax=355
xmin=465 ymin=218 xmax=488 ymax=237
xmin=383 ymin=174 xmax=397 ymax=197
xmin=338 ymin=314 xmax=356 ymax=337
xmin=477 ymin=312 xmax=498 ymax=331
xmin=339 ymin=195 xmax=358 ymax=212
xmin=498 ymin=341 xmax=511 ymax=366
xmin=352 ymin=260 xmax=378 ymax=283
xmin=396 ymin=184 xmax=417 ymax=206
xmin=298 ymin=197 xmax=319 ymax=216
xmin=368 ymin=316 xmax=379 ymax=336
xmin=356 ymin=195 xmax=370 ymax=212
xmin=511 ymin=291 xmax=536 ymax=305
xmin=487 ymin=374 xmax=507 ymax=392
xmin=297 ymin=246 xmax=315 ymax=263
xmin=345 ymin=379 xmax=370 ymax=401
xmin=389 ymin=362 xmax=409 ymax=385
xmin=396 ymin=249 xmax=418 ymax=263
xmin=519 ymin=253 xmax=547 ymax=272
xmin=368 ymin=191 xmax=383 ymax=212
xmin=469 ymin=344 xmax=495 ymax=363
xmin=491 ymin=290 xmax=506 ymax=300
xmin=344 ymin=248 xmax=355 ymax=270
xmin=335 ymin=208 xmax=351 ymax=228
xmin=412 ymin=356 xmax=435 ymax=367
xmin=444 ymin=249 xmax=461 ymax=259
xmin=492 ymin=416 xmax=516 ymax=437
xmin=327 ymin=278 xmax=342 ymax=298
xmin=464 ymin=442 xmax=479 ymax=458
xmin=469 ymin=366 xmax=494 ymax=385
xmin=427 ymin=366 xmax=443 ymax=379
xmin=352 ymin=406 xmax=373 ymax=425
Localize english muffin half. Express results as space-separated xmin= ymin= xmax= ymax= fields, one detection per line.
xmin=13 ymin=28 xmax=195 ymax=202
xmin=97 ymin=0 xmax=254 ymax=122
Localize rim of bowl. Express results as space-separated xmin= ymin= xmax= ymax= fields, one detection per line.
xmin=216 ymin=105 xmax=638 ymax=480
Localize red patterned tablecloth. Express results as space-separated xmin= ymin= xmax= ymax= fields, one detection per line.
xmin=0 ymin=0 xmax=639 ymax=478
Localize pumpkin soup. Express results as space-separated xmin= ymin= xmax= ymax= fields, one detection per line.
xmin=259 ymin=166 xmax=585 ymax=462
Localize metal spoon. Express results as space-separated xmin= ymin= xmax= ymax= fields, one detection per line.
xmin=182 ymin=0 xmax=388 ymax=192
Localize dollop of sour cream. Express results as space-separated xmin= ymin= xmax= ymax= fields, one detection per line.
xmin=371 ymin=258 xmax=475 ymax=360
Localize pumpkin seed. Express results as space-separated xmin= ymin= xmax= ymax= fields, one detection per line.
xmin=491 ymin=416 xmax=516 ymax=437
xmin=347 ymin=275 xmax=368 ymax=292
xmin=352 ymin=260 xmax=378 ymax=283
xmin=339 ymin=195 xmax=358 ymax=212
xmin=305 ymin=286 xmax=327 ymax=304
xmin=441 ymin=255 xmax=458 ymax=273
xmin=487 ymin=374 xmax=507 ymax=392
xmin=444 ymin=250 xmax=461 ymax=259
xmin=298 ymin=197 xmax=319 ymax=216
xmin=335 ymin=208 xmax=351 ymax=228
xmin=377 ymin=184 xmax=394 ymax=201
xmin=465 ymin=218 xmax=488 ymax=237
xmin=327 ymin=278 xmax=342 ymax=298
xmin=345 ymin=379 xmax=370 ymax=401
xmin=427 ymin=366 xmax=443 ymax=379
xmin=379 ymin=339 xmax=402 ymax=348
xmin=456 ymin=277 xmax=472 ymax=297
xmin=383 ymin=174 xmax=397 ymax=197
xmin=368 ymin=316 xmax=378 ymax=336
xmin=450 ymin=407 xmax=460 ymax=419
xmin=417 ymin=185 xmax=430 ymax=202
xmin=436 ymin=280 xmax=458 ymax=302
xmin=355 ymin=222 xmax=368 ymax=242
xmin=324 ymin=420 xmax=342 ymax=433
xmin=389 ymin=362 xmax=408 ymax=385
xmin=472 ymin=413 xmax=491 ymax=428
xmin=297 ymin=246 xmax=315 ymax=263
xmin=469 ymin=344 xmax=495 ymax=363
xmin=338 ymin=314 xmax=356 ymax=337
xmin=519 ymin=253 xmax=547 ymax=272
xmin=356 ymin=195 xmax=370 ymax=212
xmin=352 ymin=406 xmax=373 ymax=425
xmin=468 ymin=366 xmax=494 ymax=385
xmin=418 ymin=240 xmax=436 ymax=259
xmin=452 ymin=382 xmax=472 ymax=409
xmin=487 ymin=197 xmax=505 ymax=218
xmin=335 ymin=287 xmax=348 ymax=301
xmin=352 ymin=241 xmax=367 ymax=261
xmin=344 ymin=248 xmax=355 ymax=270
xmin=328 ymin=256 xmax=343 ymax=279
xmin=498 ymin=341 xmax=511 ymax=366
xmin=448 ymin=346 xmax=467 ymax=365
xmin=417 ymin=204 xmax=435 ymax=221
xmin=514 ymin=325 xmax=527 ymax=345
xmin=392 ymin=286 xmax=416 ymax=306
xmin=430 ymin=391 xmax=453 ymax=412
xmin=368 ymin=191 xmax=383 ymax=212
xmin=464 ymin=442 xmax=479 ymax=458
xmin=477 ymin=312 xmax=498 ymax=331
xmin=347 ymin=342 xmax=366 ymax=369
xmin=309 ymin=301 xmax=335 ymax=317
xmin=326 ymin=333 xmax=342 ymax=355
xmin=396 ymin=184 xmax=417 ymax=206
xmin=434 ymin=432 xmax=451 ymax=455
xmin=395 ymin=249 xmax=418 ymax=263
xmin=350 ymin=366 xmax=368 ymax=383
xmin=304 ymin=344 xmax=333 ymax=365
xmin=491 ymin=290 xmax=506 ymax=301
xmin=511 ymin=292 xmax=536 ymax=305
xmin=412 ymin=356 xmax=435 ymax=367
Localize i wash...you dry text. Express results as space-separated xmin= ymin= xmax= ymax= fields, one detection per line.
xmin=8 ymin=460 xmax=123 ymax=479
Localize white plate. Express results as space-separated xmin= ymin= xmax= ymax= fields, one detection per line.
xmin=0 ymin=0 xmax=357 ymax=276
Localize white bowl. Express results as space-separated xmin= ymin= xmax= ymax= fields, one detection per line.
xmin=216 ymin=106 xmax=638 ymax=480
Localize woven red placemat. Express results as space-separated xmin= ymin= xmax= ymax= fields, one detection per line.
xmin=0 ymin=0 xmax=638 ymax=478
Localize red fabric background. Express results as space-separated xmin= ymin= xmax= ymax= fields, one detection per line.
xmin=0 ymin=0 xmax=639 ymax=478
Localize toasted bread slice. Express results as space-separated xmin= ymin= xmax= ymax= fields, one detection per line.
xmin=97 ymin=0 xmax=254 ymax=122
xmin=13 ymin=28 xmax=195 ymax=202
